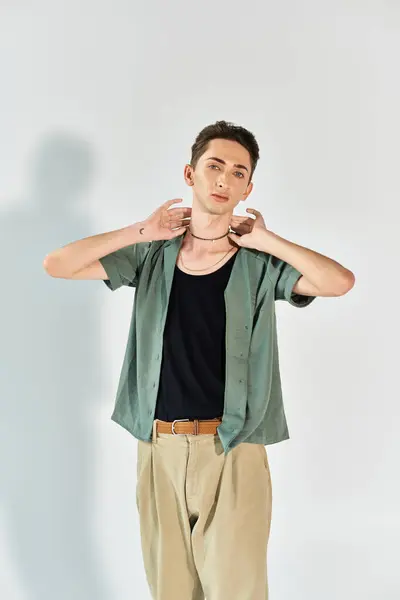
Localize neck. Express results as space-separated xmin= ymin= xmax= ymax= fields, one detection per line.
xmin=184 ymin=222 xmax=233 ymax=254
xmin=183 ymin=202 xmax=234 ymax=254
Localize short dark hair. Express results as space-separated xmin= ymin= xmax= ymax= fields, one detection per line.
xmin=190 ymin=120 xmax=260 ymax=182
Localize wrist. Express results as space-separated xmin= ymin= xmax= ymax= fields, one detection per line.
xmin=120 ymin=221 xmax=149 ymax=244
xmin=255 ymin=228 xmax=279 ymax=252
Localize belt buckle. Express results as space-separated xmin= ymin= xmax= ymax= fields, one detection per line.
xmin=171 ymin=418 xmax=190 ymax=435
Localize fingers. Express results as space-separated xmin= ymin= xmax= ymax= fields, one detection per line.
xmin=230 ymin=216 xmax=254 ymax=224
xmin=230 ymin=217 xmax=253 ymax=229
xmin=231 ymin=213 xmax=255 ymax=221
xmin=166 ymin=218 xmax=190 ymax=229
xmin=246 ymin=207 xmax=262 ymax=217
xmin=164 ymin=198 xmax=183 ymax=208
xmin=167 ymin=207 xmax=192 ymax=218
xmin=169 ymin=222 xmax=188 ymax=230
xmin=228 ymin=232 xmax=242 ymax=245
xmin=230 ymin=225 xmax=251 ymax=236
xmin=168 ymin=225 xmax=189 ymax=239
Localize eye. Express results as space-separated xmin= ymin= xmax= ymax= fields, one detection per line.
xmin=209 ymin=164 xmax=244 ymax=178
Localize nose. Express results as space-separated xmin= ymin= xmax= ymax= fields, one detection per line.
xmin=216 ymin=171 xmax=230 ymax=193
xmin=217 ymin=176 xmax=227 ymax=188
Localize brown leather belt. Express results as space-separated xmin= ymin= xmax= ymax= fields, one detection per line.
xmin=155 ymin=418 xmax=222 ymax=436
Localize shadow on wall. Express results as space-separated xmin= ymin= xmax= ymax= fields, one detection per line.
xmin=0 ymin=133 xmax=112 ymax=600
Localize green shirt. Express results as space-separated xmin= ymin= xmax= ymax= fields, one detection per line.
xmin=99 ymin=233 xmax=315 ymax=455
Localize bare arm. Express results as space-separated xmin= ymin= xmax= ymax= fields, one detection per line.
xmin=42 ymin=223 xmax=147 ymax=279
xmin=261 ymin=231 xmax=355 ymax=297
xmin=42 ymin=198 xmax=191 ymax=280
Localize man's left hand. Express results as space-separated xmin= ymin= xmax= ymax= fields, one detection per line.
xmin=228 ymin=208 xmax=272 ymax=250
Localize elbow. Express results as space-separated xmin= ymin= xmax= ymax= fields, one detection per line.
xmin=334 ymin=270 xmax=356 ymax=296
xmin=43 ymin=255 xmax=53 ymax=276
xmin=43 ymin=254 xmax=65 ymax=278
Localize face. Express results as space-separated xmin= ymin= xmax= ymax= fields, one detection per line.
xmin=184 ymin=138 xmax=253 ymax=215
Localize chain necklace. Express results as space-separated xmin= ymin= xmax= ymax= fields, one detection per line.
xmin=179 ymin=246 xmax=237 ymax=272
xmin=179 ymin=225 xmax=237 ymax=272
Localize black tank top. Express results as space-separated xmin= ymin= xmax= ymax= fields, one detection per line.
xmin=154 ymin=250 xmax=238 ymax=422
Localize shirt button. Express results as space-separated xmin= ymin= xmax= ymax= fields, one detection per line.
xmin=244 ymin=325 xmax=248 ymax=330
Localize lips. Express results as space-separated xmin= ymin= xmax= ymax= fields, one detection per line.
xmin=212 ymin=193 xmax=229 ymax=201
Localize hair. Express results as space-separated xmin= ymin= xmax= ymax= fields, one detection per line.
xmin=190 ymin=120 xmax=260 ymax=183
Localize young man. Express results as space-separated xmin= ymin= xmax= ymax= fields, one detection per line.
xmin=44 ymin=120 xmax=355 ymax=600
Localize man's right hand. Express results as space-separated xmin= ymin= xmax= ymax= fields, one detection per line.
xmin=135 ymin=198 xmax=191 ymax=242
xmin=43 ymin=198 xmax=191 ymax=280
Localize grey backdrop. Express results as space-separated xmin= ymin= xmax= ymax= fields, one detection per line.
xmin=1 ymin=1 xmax=399 ymax=599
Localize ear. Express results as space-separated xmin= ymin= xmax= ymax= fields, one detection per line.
xmin=240 ymin=181 xmax=253 ymax=201
xmin=184 ymin=164 xmax=194 ymax=186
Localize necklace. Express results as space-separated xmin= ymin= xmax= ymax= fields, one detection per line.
xmin=188 ymin=226 xmax=232 ymax=243
xmin=179 ymin=246 xmax=236 ymax=272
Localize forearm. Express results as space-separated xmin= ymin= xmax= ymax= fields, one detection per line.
xmin=256 ymin=230 xmax=354 ymax=292
xmin=43 ymin=221 xmax=145 ymax=277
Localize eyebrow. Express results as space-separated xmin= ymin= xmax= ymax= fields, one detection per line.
xmin=205 ymin=156 xmax=249 ymax=173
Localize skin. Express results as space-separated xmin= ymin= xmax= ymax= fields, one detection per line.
xmin=178 ymin=138 xmax=355 ymax=293
xmin=179 ymin=138 xmax=255 ymax=272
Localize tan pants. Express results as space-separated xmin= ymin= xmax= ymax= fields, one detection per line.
xmin=136 ymin=420 xmax=273 ymax=600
